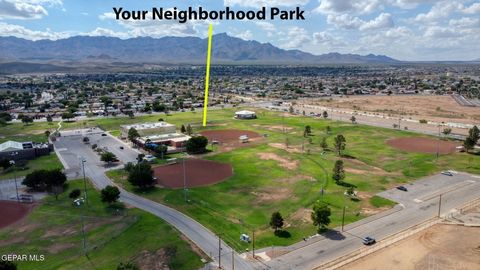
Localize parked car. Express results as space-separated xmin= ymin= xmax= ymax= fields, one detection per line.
xmin=441 ymin=171 xmax=453 ymax=176
xmin=362 ymin=236 xmax=376 ymax=245
xmin=396 ymin=186 xmax=408 ymax=192
xmin=119 ymin=146 xmax=124 ymax=150
xmin=101 ymin=133 xmax=107 ymax=136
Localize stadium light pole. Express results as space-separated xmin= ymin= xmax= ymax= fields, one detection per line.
xmin=10 ymin=151 xmax=19 ymax=202
xmin=183 ymin=154 xmax=187 ymax=203
xmin=80 ymin=157 xmax=88 ymax=206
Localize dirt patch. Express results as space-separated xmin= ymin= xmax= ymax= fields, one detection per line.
xmin=48 ymin=243 xmax=75 ymax=254
xmin=43 ymin=226 xmax=77 ymax=238
xmin=134 ymin=249 xmax=172 ymax=270
xmin=387 ymin=137 xmax=460 ymax=154
xmin=289 ymin=208 xmax=313 ymax=224
xmin=268 ymin=143 xmax=302 ymax=153
xmin=0 ymin=236 xmax=26 ymax=247
xmin=276 ymin=175 xmax=315 ymax=184
xmin=257 ymin=153 xmax=298 ymax=170
xmin=153 ymin=159 xmax=233 ymax=189
xmin=340 ymin=224 xmax=480 ymax=270
xmin=0 ymin=201 xmax=35 ymax=229
xmin=251 ymin=188 xmax=292 ymax=203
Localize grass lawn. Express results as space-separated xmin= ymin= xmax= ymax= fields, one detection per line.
xmin=0 ymin=153 xmax=63 ymax=180
xmin=3 ymin=108 xmax=480 ymax=252
xmin=0 ymin=180 xmax=204 ymax=270
xmin=104 ymin=108 xmax=480 ymax=251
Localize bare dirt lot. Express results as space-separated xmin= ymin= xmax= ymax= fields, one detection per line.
xmin=340 ymin=224 xmax=480 ymax=270
xmin=153 ymin=159 xmax=233 ymax=189
xmin=387 ymin=137 xmax=460 ymax=154
xmin=0 ymin=200 xmax=34 ymax=229
xmin=310 ymin=95 xmax=480 ymax=124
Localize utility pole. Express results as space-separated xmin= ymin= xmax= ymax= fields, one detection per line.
xmin=252 ymin=230 xmax=255 ymax=259
xmin=183 ymin=156 xmax=187 ymax=203
xmin=81 ymin=157 xmax=88 ymax=205
xmin=341 ymin=206 xmax=346 ymax=231
xmin=437 ymin=194 xmax=442 ymax=217
xmin=218 ymin=235 xmax=221 ymax=269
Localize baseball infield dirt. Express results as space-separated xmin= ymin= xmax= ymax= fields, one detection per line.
xmin=0 ymin=200 xmax=34 ymax=229
xmin=153 ymin=159 xmax=233 ymax=189
xmin=386 ymin=137 xmax=460 ymax=154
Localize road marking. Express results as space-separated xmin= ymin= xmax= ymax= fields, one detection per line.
xmin=414 ymin=199 xmax=423 ymax=203
xmin=202 ymin=24 xmax=213 ymax=127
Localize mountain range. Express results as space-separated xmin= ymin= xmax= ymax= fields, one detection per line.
xmin=0 ymin=33 xmax=400 ymax=65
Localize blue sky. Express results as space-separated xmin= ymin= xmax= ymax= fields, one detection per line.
xmin=0 ymin=0 xmax=479 ymax=61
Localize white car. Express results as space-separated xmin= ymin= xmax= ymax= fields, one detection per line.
xmin=441 ymin=171 xmax=454 ymax=176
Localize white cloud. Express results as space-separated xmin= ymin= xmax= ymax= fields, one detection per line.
xmin=360 ymin=13 xmax=394 ymax=30
xmin=315 ymin=0 xmax=383 ymax=15
xmin=280 ymin=26 xmax=310 ymax=48
xmin=0 ymin=0 xmax=48 ymax=19
xmin=224 ymin=0 xmax=309 ymax=8
xmin=449 ymin=17 xmax=480 ymax=28
xmin=424 ymin=26 xmax=462 ymax=38
xmin=326 ymin=12 xmax=394 ymax=30
xmin=462 ymin=2 xmax=480 ymax=14
xmin=0 ymin=21 xmax=69 ymax=40
xmin=254 ymin=21 xmax=276 ymax=32
xmin=234 ymin=30 xmax=253 ymax=40
xmin=414 ymin=1 xmax=464 ymax=23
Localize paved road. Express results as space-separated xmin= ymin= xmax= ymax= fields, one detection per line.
xmin=53 ymin=131 xmax=257 ymax=270
xmin=265 ymin=172 xmax=480 ymax=269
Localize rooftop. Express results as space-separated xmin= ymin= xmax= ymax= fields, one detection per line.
xmin=121 ymin=121 xmax=174 ymax=130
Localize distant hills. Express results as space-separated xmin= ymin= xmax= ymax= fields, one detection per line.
xmin=0 ymin=33 xmax=400 ymax=65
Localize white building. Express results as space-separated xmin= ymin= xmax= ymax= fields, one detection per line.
xmin=235 ymin=110 xmax=256 ymax=119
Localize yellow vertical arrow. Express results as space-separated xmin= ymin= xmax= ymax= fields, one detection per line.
xmin=202 ymin=24 xmax=213 ymax=127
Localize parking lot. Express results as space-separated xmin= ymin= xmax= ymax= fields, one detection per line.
xmin=54 ymin=128 xmax=139 ymax=176
xmin=378 ymin=171 xmax=479 ymax=206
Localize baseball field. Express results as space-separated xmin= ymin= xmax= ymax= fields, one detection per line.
xmin=103 ymin=108 xmax=479 ymax=251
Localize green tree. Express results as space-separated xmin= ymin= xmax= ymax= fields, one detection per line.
xmin=304 ymin=125 xmax=312 ymax=137
xmin=334 ymin=134 xmax=346 ymax=156
xmin=69 ymin=189 xmax=81 ymax=199
xmin=128 ymin=162 xmax=154 ymax=189
xmin=126 ymin=111 xmax=135 ymax=118
xmin=322 ymin=111 xmax=328 ymax=119
xmin=350 ymin=116 xmax=356 ymax=124
xmin=464 ymin=125 xmax=479 ymax=153
xmin=61 ymin=112 xmax=75 ymax=121
xmin=0 ymin=260 xmax=17 ymax=270
xmin=154 ymin=144 xmax=168 ymax=159
xmin=311 ymin=201 xmax=331 ymax=232
xmin=442 ymin=128 xmax=452 ymax=136
xmin=44 ymin=130 xmax=51 ymax=140
xmin=128 ymin=127 xmax=140 ymax=142
xmin=101 ymin=185 xmax=121 ymax=204
xmin=332 ymin=160 xmax=345 ymax=184
xmin=186 ymin=124 xmax=193 ymax=135
xmin=117 ymin=261 xmax=139 ymax=270
xmin=320 ymin=137 xmax=328 ymax=151
xmin=0 ymin=158 xmax=12 ymax=170
xmin=21 ymin=116 xmax=33 ymax=125
xmin=180 ymin=124 xmax=186 ymax=133
xmin=22 ymin=170 xmax=48 ymax=191
xmin=326 ymin=126 xmax=332 ymax=134
xmin=101 ymin=151 xmax=118 ymax=163
xmin=46 ymin=115 xmax=53 ymax=122
xmin=269 ymin=211 xmax=284 ymax=232
xmin=186 ymin=136 xmax=208 ymax=154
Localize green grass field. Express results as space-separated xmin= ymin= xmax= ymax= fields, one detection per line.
xmin=104 ymin=108 xmax=480 ymax=251
xmin=2 ymin=108 xmax=479 ymax=252
xmin=0 ymin=180 xmax=204 ymax=270
xmin=0 ymin=153 xmax=63 ymax=180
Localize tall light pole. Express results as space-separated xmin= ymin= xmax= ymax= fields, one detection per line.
xmin=80 ymin=157 xmax=88 ymax=205
xmin=10 ymin=151 xmax=19 ymax=202
xmin=183 ymin=155 xmax=187 ymax=203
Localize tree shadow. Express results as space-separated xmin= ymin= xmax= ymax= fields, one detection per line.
xmin=320 ymin=229 xmax=346 ymax=241
xmin=337 ymin=181 xmax=357 ymax=188
xmin=274 ymin=230 xmax=291 ymax=238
